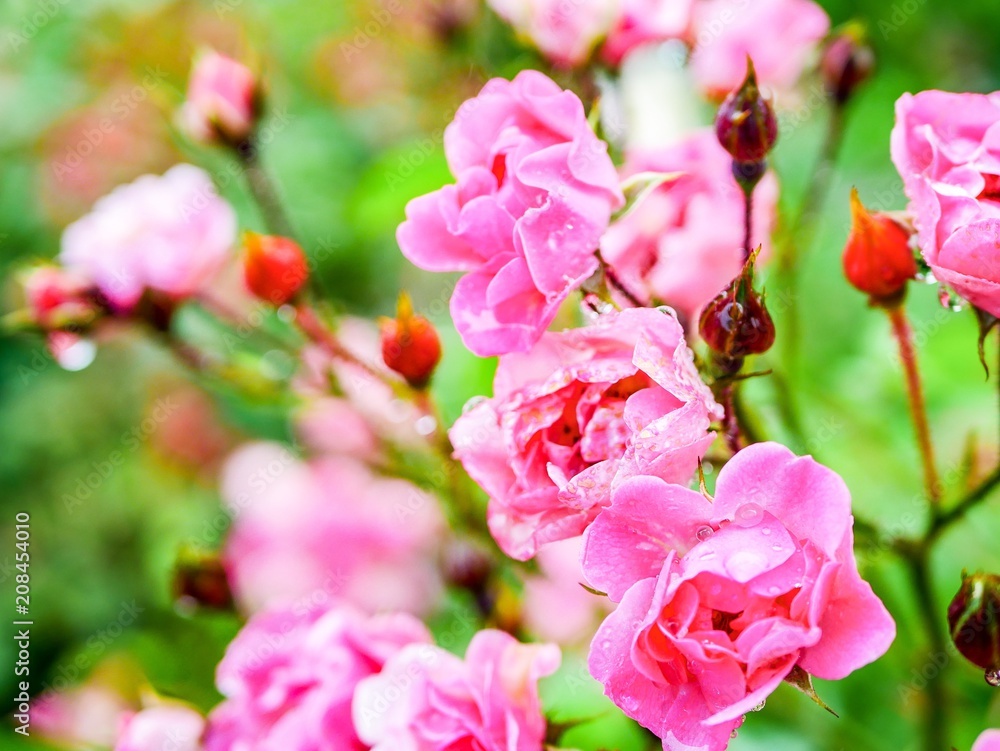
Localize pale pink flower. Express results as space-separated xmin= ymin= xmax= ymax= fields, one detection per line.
xmin=601 ymin=0 xmax=695 ymax=66
xmin=179 ymin=51 xmax=258 ymax=145
xmin=59 ymin=165 xmax=237 ymax=310
xmin=583 ymin=442 xmax=895 ymax=750
xmin=523 ymin=536 xmax=612 ymax=643
xmin=689 ymin=0 xmax=830 ymax=97
xmin=294 ymin=396 xmax=379 ymax=460
xmin=353 ymin=629 xmax=560 ymax=751
xmin=600 ymin=130 xmax=778 ymax=325
xmin=220 ymin=442 xmax=443 ymax=616
xmin=397 ymin=70 xmax=623 ymax=356
xmin=449 ymin=307 xmax=721 ymax=560
xmin=205 ymin=602 xmax=430 ymax=751
xmin=487 ymin=0 xmax=619 ymax=67
xmin=34 ymin=683 xmax=131 ymax=749
xmin=974 ymin=730 xmax=1000 ymax=751
xmin=891 ymin=90 xmax=1000 ymax=316
xmin=115 ymin=706 xmax=205 ymax=751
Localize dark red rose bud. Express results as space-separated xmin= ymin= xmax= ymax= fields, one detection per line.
xmin=948 ymin=571 xmax=1000 ymax=685
xmin=172 ymin=547 xmax=233 ymax=611
xmin=843 ymin=188 xmax=916 ymax=306
xmin=821 ymin=25 xmax=875 ymax=105
xmin=699 ymin=251 xmax=775 ymax=360
xmin=380 ymin=293 xmax=442 ymax=389
xmin=243 ymin=232 xmax=309 ymax=305
xmin=715 ymin=58 xmax=778 ymax=165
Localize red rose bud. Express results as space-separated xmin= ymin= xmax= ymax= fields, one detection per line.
xmin=715 ymin=58 xmax=778 ymax=165
xmin=948 ymin=571 xmax=1000 ymax=684
xmin=18 ymin=265 xmax=99 ymax=330
xmin=821 ymin=25 xmax=875 ymax=105
xmin=243 ymin=232 xmax=309 ymax=305
xmin=699 ymin=251 xmax=775 ymax=361
xmin=380 ymin=293 xmax=442 ymax=389
xmin=172 ymin=547 xmax=233 ymax=611
xmin=843 ymin=188 xmax=916 ymax=305
xmin=179 ymin=50 xmax=261 ymax=147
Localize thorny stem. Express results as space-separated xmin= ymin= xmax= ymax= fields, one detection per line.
xmin=605 ymin=264 xmax=645 ymax=308
xmin=719 ymin=383 xmax=741 ymax=454
xmin=742 ymin=187 xmax=754 ymax=263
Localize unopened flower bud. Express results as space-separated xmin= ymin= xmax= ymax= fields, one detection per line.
xmin=172 ymin=547 xmax=233 ymax=611
xmin=380 ymin=293 xmax=442 ymax=389
xmin=715 ymin=58 xmax=778 ymax=167
xmin=821 ymin=25 xmax=875 ymax=105
xmin=843 ymin=188 xmax=916 ymax=306
xmin=699 ymin=251 xmax=775 ymax=361
xmin=18 ymin=265 xmax=98 ymax=330
xmin=948 ymin=571 xmax=1000 ymax=684
xmin=243 ymin=232 xmax=309 ymax=305
xmin=179 ymin=50 xmax=261 ymax=147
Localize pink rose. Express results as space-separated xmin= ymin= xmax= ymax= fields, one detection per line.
xmin=116 ymin=706 xmax=205 ymax=751
xmin=689 ymin=0 xmax=830 ymax=97
xmin=60 ymin=164 xmax=237 ymax=310
xmin=890 ymin=90 xmax=1000 ymax=316
xmin=600 ymin=130 xmax=778 ymax=325
xmin=974 ymin=730 xmax=1000 ymax=751
xmin=583 ymin=442 xmax=895 ymax=750
xmin=221 ymin=442 xmax=443 ymax=616
xmin=205 ymin=602 xmax=431 ymax=751
xmin=179 ymin=50 xmax=258 ymax=145
xmin=353 ymin=629 xmax=560 ymax=751
xmin=34 ymin=683 xmax=131 ymax=749
xmin=449 ymin=307 xmax=721 ymax=560
xmin=397 ymin=70 xmax=624 ymax=356
xmin=601 ymin=0 xmax=695 ymax=66
xmin=487 ymin=0 xmax=619 ymax=67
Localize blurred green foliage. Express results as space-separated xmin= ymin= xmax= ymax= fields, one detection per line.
xmin=1 ymin=0 xmax=1000 ymax=748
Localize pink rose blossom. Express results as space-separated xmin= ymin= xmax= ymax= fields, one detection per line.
xmin=116 ymin=706 xmax=205 ymax=751
xmin=353 ymin=629 xmax=560 ymax=751
xmin=974 ymin=730 xmax=1000 ymax=751
xmin=221 ymin=442 xmax=443 ymax=616
xmin=601 ymin=0 xmax=695 ymax=66
xmin=487 ymin=0 xmax=619 ymax=67
xmin=34 ymin=683 xmax=131 ymax=749
xmin=205 ymin=602 xmax=430 ymax=751
xmin=60 ymin=164 xmax=237 ymax=310
xmin=890 ymin=90 xmax=1000 ymax=316
xmin=397 ymin=70 xmax=624 ymax=356
xmin=583 ymin=442 xmax=895 ymax=750
xmin=449 ymin=307 xmax=721 ymax=560
xmin=600 ymin=130 xmax=778 ymax=325
xmin=179 ymin=51 xmax=258 ymax=145
xmin=689 ymin=0 xmax=830 ymax=97
xmin=294 ymin=396 xmax=379 ymax=459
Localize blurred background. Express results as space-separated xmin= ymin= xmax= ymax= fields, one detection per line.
xmin=2 ymin=0 xmax=1000 ymax=748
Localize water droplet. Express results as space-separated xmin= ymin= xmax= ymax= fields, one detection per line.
xmin=761 ymin=527 xmax=772 ymax=536
xmin=696 ymin=525 xmax=714 ymax=541
xmin=734 ymin=503 xmax=764 ymax=528
xmin=415 ymin=415 xmax=437 ymax=436
xmin=698 ymin=551 xmax=717 ymax=561
xmin=702 ymin=461 xmax=714 ymax=474
xmin=55 ymin=337 xmax=97 ymax=371
xmin=917 ymin=268 xmax=937 ymax=284
xmin=730 ymin=729 xmax=739 ymax=739
xmin=767 ymin=586 xmax=780 ymax=595
xmin=771 ymin=544 xmax=784 ymax=552
xmin=986 ymin=669 xmax=1000 ymax=687
xmin=461 ymin=395 xmax=488 ymax=414
xmin=752 ymin=700 xmax=766 ymax=712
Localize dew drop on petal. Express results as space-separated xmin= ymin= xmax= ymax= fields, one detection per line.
xmin=462 ymin=395 xmax=488 ymax=414
xmin=986 ymin=669 xmax=1000 ymax=687
xmin=752 ymin=700 xmax=766 ymax=712
xmin=761 ymin=527 xmax=772 ymax=536
xmin=696 ymin=525 xmax=714 ymax=541
xmin=415 ymin=415 xmax=437 ymax=436
xmin=734 ymin=503 xmax=764 ymax=528
xmin=731 ymin=729 xmax=739 ymax=739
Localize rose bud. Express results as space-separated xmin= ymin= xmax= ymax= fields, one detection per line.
xmin=172 ymin=546 xmax=233 ymax=611
xmin=179 ymin=50 xmax=261 ymax=147
xmin=380 ymin=292 xmax=442 ymax=389
xmin=843 ymin=188 xmax=916 ymax=306
xmin=715 ymin=57 xmax=778 ymax=167
xmin=948 ymin=571 xmax=1000 ymax=684
xmin=821 ymin=24 xmax=875 ymax=105
xmin=17 ymin=265 xmax=98 ymax=330
xmin=700 ymin=250 xmax=775 ymax=363
xmin=243 ymin=232 xmax=309 ymax=305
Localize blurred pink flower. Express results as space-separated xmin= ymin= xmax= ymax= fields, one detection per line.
xmin=487 ymin=0 xmax=619 ymax=67
xmin=601 ymin=0 xmax=695 ymax=65
xmin=353 ymin=629 xmax=560 ymax=751
xmin=522 ymin=536 xmax=612 ymax=643
xmin=179 ymin=51 xmax=258 ymax=146
xmin=34 ymin=683 xmax=131 ymax=749
xmin=600 ymin=130 xmax=778 ymax=325
xmin=294 ymin=396 xmax=379 ymax=459
xmin=397 ymin=70 xmax=623 ymax=356
xmin=19 ymin=265 xmax=97 ymax=330
xmin=689 ymin=0 xmax=829 ymax=97
xmin=115 ymin=706 xmax=205 ymax=751
xmin=220 ymin=442 xmax=443 ymax=615
xmin=449 ymin=307 xmax=721 ymax=560
xmin=583 ymin=442 xmax=895 ymax=750
xmin=59 ymin=164 xmax=237 ymax=310
xmin=974 ymin=730 xmax=1000 ymax=751
xmin=205 ymin=602 xmax=430 ymax=751
xmin=891 ymin=90 xmax=1000 ymax=316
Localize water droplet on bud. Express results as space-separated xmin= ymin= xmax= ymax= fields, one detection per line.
xmin=986 ymin=669 xmax=1000 ymax=687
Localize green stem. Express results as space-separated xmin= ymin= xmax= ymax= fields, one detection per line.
xmin=907 ymin=546 xmax=948 ymax=751
xmin=928 ymin=464 xmax=1000 ymax=542
xmin=236 ymin=142 xmax=296 ymax=239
